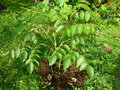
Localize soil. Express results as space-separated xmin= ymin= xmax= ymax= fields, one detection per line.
xmin=36 ymin=59 xmax=88 ymax=90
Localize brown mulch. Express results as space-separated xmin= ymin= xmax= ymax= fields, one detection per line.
xmin=36 ymin=59 xmax=88 ymax=90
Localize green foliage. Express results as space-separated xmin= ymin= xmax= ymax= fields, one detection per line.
xmin=0 ymin=0 xmax=120 ymax=89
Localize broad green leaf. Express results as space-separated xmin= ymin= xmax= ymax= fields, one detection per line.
xmin=84 ymin=24 xmax=90 ymax=35
xmin=21 ymin=51 xmax=28 ymax=62
xmin=77 ymin=24 xmax=83 ymax=35
xmin=80 ymin=4 xmax=91 ymax=11
xmin=25 ymin=59 xmax=34 ymax=65
xmin=54 ymin=20 xmax=62 ymax=26
xmin=86 ymin=65 xmax=94 ymax=78
xmin=70 ymin=40 xmax=76 ymax=46
xmin=76 ymin=55 xmax=85 ymax=67
xmin=79 ymin=12 xmax=84 ymax=20
xmin=63 ymin=45 xmax=70 ymax=51
xmin=85 ymin=11 xmax=90 ymax=22
xmin=63 ymin=54 xmax=71 ymax=60
xmin=63 ymin=58 xmax=71 ymax=70
xmin=49 ymin=55 xmax=57 ymax=66
xmin=10 ymin=50 xmax=15 ymax=59
xmin=75 ymin=37 xmax=80 ymax=45
xmin=74 ymin=13 xmax=79 ymax=19
xmin=80 ymin=37 xmax=85 ymax=45
xmin=27 ymin=62 xmax=34 ymax=74
xmin=70 ymin=55 xmax=76 ymax=63
xmin=56 ymin=25 xmax=64 ymax=33
xmin=15 ymin=48 xmax=20 ymax=58
xmin=80 ymin=62 xmax=88 ymax=71
xmin=49 ymin=10 xmax=57 ymax=18
xmin=51 ymin=15 xmax=59 ymax=22
xmin=70 ymin=25 xmax=77 ymax=36
xmin=73 ymin=52 xmax=79 ymax=59
xmin=66 ymin=28 xmax=70 ymax=37
xmin=56 ymin=52 xmax=63 ymax=61
xmin=91 ymin=25 xmax=95 ymax=33
xmin=59 ymin=48 xmax=66 ymax=55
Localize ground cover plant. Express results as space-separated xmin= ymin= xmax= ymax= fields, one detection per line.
xmin=0 ymin=0 xmax=120 ymax=90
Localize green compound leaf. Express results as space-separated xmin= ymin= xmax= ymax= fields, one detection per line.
xmin=49 ymin=55 xmax=57 ymax=66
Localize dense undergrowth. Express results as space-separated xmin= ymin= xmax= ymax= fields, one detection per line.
xmin=0 ymin=0 xmax=120 ymax=90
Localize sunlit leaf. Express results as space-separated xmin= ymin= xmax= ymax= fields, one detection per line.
xmin=54 ymin=19 xmax=62 ymax=26
xmin=70 ymin=55 xmax=76 ymax=63
xmin=15 ymin=48 xmax=20 ymax=58
xmin=80 ymin=37 xmax=85 ymax=45
xmin=56 ymin=25 xmax=64 ymax=33
xmin=85 ymin=11 xmax=90 ymax=22
xmin=75 ymin=37 xmax=80 ymax=45
xmin=76 ymin=55 xmax=85 ymax=67
xmin=51 ymin=15 xmax=59 ymax=22
xmin=27 ymin=62 xmax=34 ymax=74
xmin=49 ymin=55 xmax=57 ymax=66
xmin=63 ymin=45 xmax=70 ymax=51
xmin=66 ymin=28 xmax=70 ymax=37
xmin=79 ymin=12 xmax=84 ymax=20
xmin=10 ymin=50 xmax=15 ymax=59
xmin=70 ymin=25 xmax=77 ymax=36
xmin=56 ymin=52 xmax=63 ymax=61
xmin=25 ymin=59 xmax=34 ymax=65
xmin=77 ymin=24 xmax=83 ymax=35
xmin=63 ymin=58 xmax=71 ymax=70
xmin=80 ymin=62 xmax=88 ymax=71
xmin=59 ymin=48 xmax=66 ymax=55
xmin=21 ymin=51 xmax=28 ymax=62
xmin=84 ymin=24 xmax=90 ymax=35
xmin=73 ymin=52 xmax=79 ymax=59
xmin=80 ymin=4 xmax=91 ymax=11
xmin=86 ymin=65 xmax=94 ymax=78
xmin=70 ymin=40 xmax=76 ymax=46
